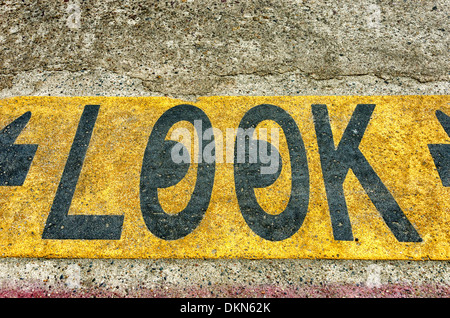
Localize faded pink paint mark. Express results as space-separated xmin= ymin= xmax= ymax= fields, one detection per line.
xmin=0 ymin=283 xmax=449 ymax=298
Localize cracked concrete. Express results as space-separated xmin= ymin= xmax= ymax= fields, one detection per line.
xmin=1 ymin=0 xmax=449 ymax=97
xmin=1 ymin=68 xmax=449 ymax=102
xmin=0 ymin=0 xmax=449 ymax=298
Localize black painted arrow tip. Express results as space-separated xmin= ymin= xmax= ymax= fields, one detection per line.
xmin=436 ymin=110 xmax=450 ymax=137
xmin=429 ymin=110 xmax=450 ymax=187
xmin=0 ymin=111 xmax=32 ymax=146
xmin=0 ymin=112 xmax=37 ymax=186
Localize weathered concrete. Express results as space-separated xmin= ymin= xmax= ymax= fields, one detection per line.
xmin=1 ymin=0 xmax=449 ymax=98
xmin=0 ymin=258 xmax=449 ymax=297
xmin=0 ymin=0 xmax=449 ymax=297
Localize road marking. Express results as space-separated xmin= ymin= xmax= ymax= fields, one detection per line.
xmin=0 ymin=95 xmax=448 ymax=259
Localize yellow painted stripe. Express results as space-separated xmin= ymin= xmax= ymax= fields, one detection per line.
xmin=0 ymin=96 xmax=449 ymax=259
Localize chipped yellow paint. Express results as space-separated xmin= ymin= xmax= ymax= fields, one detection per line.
xmin=0 ymin=96 xmax=449 ymax=259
